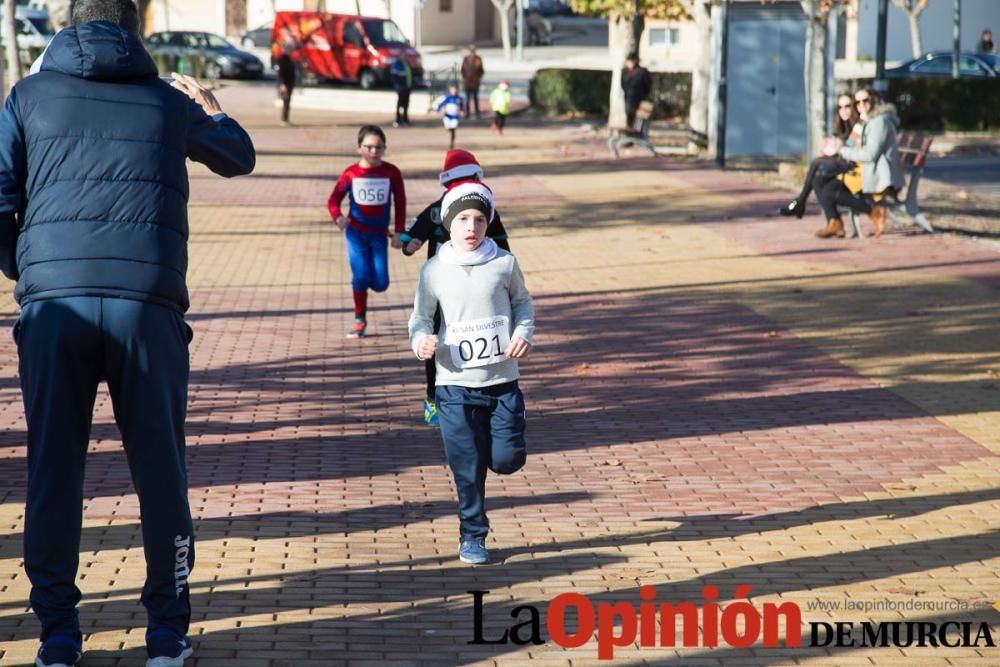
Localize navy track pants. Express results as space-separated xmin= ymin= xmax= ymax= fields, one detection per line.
xmin=15 ymin=296 xmax=194 ymax=642
xmin=436 ymin=381 xmax=527 ymax=540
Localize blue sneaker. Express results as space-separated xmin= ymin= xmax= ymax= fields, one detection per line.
xmin=35 ymin=635 xmax=82 ymax=667
xmin=145 ymin=628 xmax=193 ymax=667
xmin=459 ymin=538 xmax=490 ymax=565
xmin=423 ymin=399 xmax=439 ymax=425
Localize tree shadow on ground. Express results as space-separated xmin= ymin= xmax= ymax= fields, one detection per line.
xmin=3 ymin=510 xmax=996 ymax=664
xmin=1 ymin=282 xmax=996 ymax=508
xmin=0 ymin=490 xmax=590 ymax=611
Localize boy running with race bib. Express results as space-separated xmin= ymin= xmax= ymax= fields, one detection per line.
xmin=329 ymin=125 xmax=406 ymax=338
xmin=409 ymin=182 xmax=534 ymax=565
xmin=402 ymin=150 xmax=511 ymax=426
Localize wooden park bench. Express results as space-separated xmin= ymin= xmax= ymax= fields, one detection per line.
xmin=848 ymin=131 xmax=934 ymax=238
xmin=608 ymin=100 xmax=657 ymax=159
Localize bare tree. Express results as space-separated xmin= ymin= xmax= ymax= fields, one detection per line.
xmin=570 ymin=1 xmax=684 ymax=128
xmin=890 ymin=0 xmax=927 ymax=58
xmin=489 ymin=0 xmax=515 ymax=60
xmin=676 ymin=0 xmax=711 ymax=152
xmin=800 ymin=0 xmax=845 ymax=159
xmin=607 ymin=12 xmax=633 ymax=127
xmin=3 ymin=0 xmax=21 ymax=87
xmin=132 ymin=0 xmax=150 ymax=34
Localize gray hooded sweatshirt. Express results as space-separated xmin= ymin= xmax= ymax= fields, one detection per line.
xmin=409 ymin=239 xmax=534 ymax=388
xmin=840 ymin=103 xmax=905 ymax=195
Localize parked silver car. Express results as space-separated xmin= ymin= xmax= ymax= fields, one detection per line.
xmin=146 ymin=31 xmax=264 ymax=80
xmin=241 ymin=23 xmax=272 ymax=50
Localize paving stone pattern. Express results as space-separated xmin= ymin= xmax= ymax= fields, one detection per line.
xmin=1 ymin=93 xmax=998 ymax=666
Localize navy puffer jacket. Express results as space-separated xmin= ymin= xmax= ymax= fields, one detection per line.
xmin=0 ymin=22 xmax=255 ymax=312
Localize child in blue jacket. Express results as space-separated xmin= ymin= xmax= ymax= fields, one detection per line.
xmin=436 ymin=84 xmax=465 ymax=150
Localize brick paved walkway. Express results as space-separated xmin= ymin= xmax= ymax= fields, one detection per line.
xmin=1 ymin=88 xmax=998 ymax=666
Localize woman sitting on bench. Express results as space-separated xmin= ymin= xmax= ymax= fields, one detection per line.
xmin=834 ymin=88 xmax=904 ymax=238
xmin=779 ymin=93 xmax=871 ymax=238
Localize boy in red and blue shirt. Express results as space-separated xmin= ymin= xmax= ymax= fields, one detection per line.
xmin=328 ymin=125 xmax=406 ymax=338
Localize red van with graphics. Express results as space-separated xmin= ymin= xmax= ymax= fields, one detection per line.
xmin=271 ymin=11 xmax=423 ymax=89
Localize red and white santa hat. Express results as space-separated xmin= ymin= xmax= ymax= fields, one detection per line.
xmin=440 ymin=181 xmax=494 ymax=230
xmin=439 ymin=149 xmax=485 ymax=186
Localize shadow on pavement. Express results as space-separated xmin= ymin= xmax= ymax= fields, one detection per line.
xmin=3 ymin=522 xmax=996 ymax=663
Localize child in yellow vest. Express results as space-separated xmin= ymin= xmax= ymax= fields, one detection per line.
xmin=489 ymin=80 xmax=511 ymax=135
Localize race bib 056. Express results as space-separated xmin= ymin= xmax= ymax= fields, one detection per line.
xmin=352 ymin=177 xmax=390 ymax=206
xmin=445 ymin=315 xmax=511 ymax=369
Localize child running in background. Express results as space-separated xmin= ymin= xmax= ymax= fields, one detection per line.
xmin=400 ymin=149 xmax=511 ymax=425
xmin=436 ymin=84 xmax=465 ymax=150
xmin=489 ymin=80 xmax=511 ymax=135
xmin=409 ymin=181 xmax=534 ymax=565
xmin=328 ymin=125 xmax=406 ymax=338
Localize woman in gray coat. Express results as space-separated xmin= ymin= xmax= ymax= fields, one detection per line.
xmin=838 ymin=89 xmax=904 ymax=237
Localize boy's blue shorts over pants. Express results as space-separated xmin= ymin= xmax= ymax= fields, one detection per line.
xmin=435 ymin=381 xmax=527 ymax=540
xmin=346 ymin=226 xmax=390 ymax=293
xmin=14 ymin=296 xmax=194 ymax=643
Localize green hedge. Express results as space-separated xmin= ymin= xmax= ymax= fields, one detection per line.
xmin=530 ymin=68 xmax=691 ymax=119
xmin=852 ymin=77 xmax=1000 ymax=131
xmin=149 ymin=51 xmax=217 ymax=80
xmin=530 ymin=68 xmax=612 ymax=116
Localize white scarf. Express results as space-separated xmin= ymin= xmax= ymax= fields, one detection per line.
xmin=437 ymin=238 xmax=498 ymax=266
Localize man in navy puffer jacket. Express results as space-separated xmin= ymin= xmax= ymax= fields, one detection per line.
xmin=0 ymin=1 xmax=255 ymax=665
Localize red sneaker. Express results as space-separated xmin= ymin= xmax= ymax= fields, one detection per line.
xmin=346 ymin=318 xmax=367 ymax=339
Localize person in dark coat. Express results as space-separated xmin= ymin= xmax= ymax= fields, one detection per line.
xmin=621 ymin=52 xmax=651 ymax=127
xmin=976 ymin=28 xmax=995 ymax=54
xmin=276 ymin=44 xmax=297 ymax=126
xmin=460 ymin=44 xmax=484 ymax=119
xmin=0 ymin=1 xmax=256 ymax=665
xmin=391 ymin=57 xmax=413 ymax=127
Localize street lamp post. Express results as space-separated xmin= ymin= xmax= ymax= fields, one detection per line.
xmin=715 ymin=0 xmax=731 ymax=168
xmin=874 ymin=0 xmax=888 ymax=93
xmin=951 ymin=0 xmax=961 ymax=79
xmin=516 ymin=0 xmax=524 ymax=61
xmin=414 ymin=0 xmax=424 ymax=49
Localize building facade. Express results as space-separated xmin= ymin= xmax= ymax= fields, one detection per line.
xmin=854 ymin=0 xmax=1000 ymax=61
xmin=639 ymin=0 xmax=1000 ymax=74
xmin=149 ymin=0 xmax=499 ymax=45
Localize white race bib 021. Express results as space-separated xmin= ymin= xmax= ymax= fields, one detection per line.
xmin=445 ymin=315 xmax=511 ymax=369
xmin=351 ymin=177 xmax=390 ymax=206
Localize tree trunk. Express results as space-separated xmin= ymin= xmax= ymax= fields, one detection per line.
xmin=490 ymin=0 xmax=514 ymax=60
xmin=629 ymin=10 xmax=644 ymax=56
xmin=685 ymin=0 xmax=711 ymax=152
xmin=801 ymin=1 xmax=828 ymax=159
xmin=608 ymin=12 xmax=631 ymax=128
xmin=498 ymin=12 xmax=511 ymax=60
xmin=4 ymin=0 xmax=21 ymax=87
xmin=135 ymin=0 xmax=151 ymax=35
xmin=908 ymin=12 xmax=922 ymax=58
